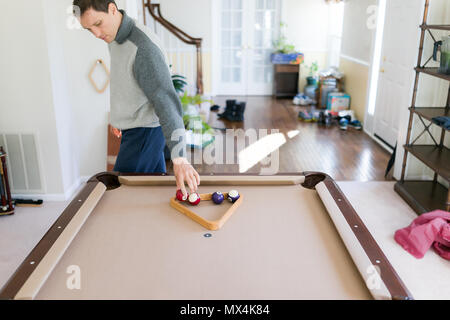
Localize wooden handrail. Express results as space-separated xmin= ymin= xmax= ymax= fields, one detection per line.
xmin=142 ymin=0 xmax=204 ymax=94
xmin=153 ymin=4 xmax=201 ymax=45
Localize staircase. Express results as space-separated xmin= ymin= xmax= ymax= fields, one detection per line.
xmin=141 ymin=0 xmax=204 ymax=94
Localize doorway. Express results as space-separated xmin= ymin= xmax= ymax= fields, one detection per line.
xmin=215 ymin=0 xmax=281 ymax=95
xmin=365 ymin=0 xmax=424 ymax=151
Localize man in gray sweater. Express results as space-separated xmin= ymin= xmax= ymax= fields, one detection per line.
xmin=74 ymin=0 xmax=199 ymax=197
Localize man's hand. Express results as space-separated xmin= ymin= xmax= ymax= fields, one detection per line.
xmin=110 ymin=126 xmax=122 ymax=138
xmin=172 ymin=157 xmax=200 ymax=198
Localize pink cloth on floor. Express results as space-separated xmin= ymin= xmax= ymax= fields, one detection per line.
xmin=394 ymin=210 xmax=450 ymax=260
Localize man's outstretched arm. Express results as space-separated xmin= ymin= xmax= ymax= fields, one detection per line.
xmin=134 ymin=39 xmax=200 ymax=195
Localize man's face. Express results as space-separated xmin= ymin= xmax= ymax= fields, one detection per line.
xmin=79 ymin=3 xmax=120 ymax=43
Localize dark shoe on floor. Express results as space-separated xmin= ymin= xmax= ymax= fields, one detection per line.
xmin=218 ymin=107 xmax=234 ymax=119
xmin=225 ymin=99 xmax=237 ymax=113
xmin=218 ymin=99 xmax=237 ymax=119
xmin=339 ymin=118 xmax=349 ymax=130
xmin=298 ymin=110 xmax=313 ymax=122
xmin=218 ymin=100 xmax=246 ymax=122
xmin=234 ymin=102 xmax=246 ymax=122
xmin=324 ymin=113 xmax=333 ymax=126
xmin=337 ymin=115 xmax=351 ymax=123
xmin=312 ymin=110 xmax=320 ymax=122
xmin=318 ymin=111 xmax=326 ymax=124
xmin=348 ymin=120 xmax=362 ymax=130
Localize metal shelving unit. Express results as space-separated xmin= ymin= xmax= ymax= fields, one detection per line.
xmin=394 ymin=0 xmax=450 ymax=213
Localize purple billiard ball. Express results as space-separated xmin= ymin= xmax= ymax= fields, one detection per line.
xmin=227 ymin=190 xmax=240 ymax=203
xmin=212 ymin=191 xmax=224 ymax=204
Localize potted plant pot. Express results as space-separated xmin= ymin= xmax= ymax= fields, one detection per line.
xmin=304 ymin=76 xmax=318 ymax=100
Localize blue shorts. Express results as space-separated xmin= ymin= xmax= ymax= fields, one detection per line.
xmin=113 ymin=127 xmax=166 ymax=173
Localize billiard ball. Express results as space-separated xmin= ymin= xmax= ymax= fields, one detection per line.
xmin=212 ymin=192 xmax=224 ymax=204
xmin=227 ymin=190 xmax=240 ymax=203
xmin=188 ymin=192 xmax=201 ymax=205
xmin=176 ymin=189 xmax=187 ymax=202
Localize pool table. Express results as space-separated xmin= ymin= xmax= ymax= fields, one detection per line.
xmin=0 ymin=172 xmax=413 ymax=300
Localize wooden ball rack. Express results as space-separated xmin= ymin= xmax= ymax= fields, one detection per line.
xmin=170 ymin=192 xmax=243 ymax=230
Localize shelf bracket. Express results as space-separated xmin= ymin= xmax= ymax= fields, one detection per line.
xmin=411 ymin=115 xmax=439 ymax=146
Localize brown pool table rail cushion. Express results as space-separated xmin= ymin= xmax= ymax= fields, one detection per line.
xmin=119 ymin=174 xmax=306 ymax=186
xmin=170 ymin=192 xmax=243 ymax=230
xmin=0 ymin=172 xmax=413 ymax=300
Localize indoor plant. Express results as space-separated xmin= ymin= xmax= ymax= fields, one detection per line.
xmin=172 ymin=74 xmax=187 ymax=94
xmin=304 ymin=61 xmax=319 ymax=100
xmin=180 ymin=92 xmax=215 ymax=149
xmin=271 ymin=23 xmax=304 ymax=65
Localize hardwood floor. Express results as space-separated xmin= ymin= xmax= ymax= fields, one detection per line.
xmin=166 ymin=96 xmax=394 ymax=181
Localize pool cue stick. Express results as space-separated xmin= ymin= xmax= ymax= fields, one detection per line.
xmin=0 ymin=160 xmax=7 ymax=207
xmin=14 ymin=199 xmax=43 ymax=207
xmin=0 ymin=149 xmax=13 ymax=210
xmin=0 ymin=177 xmax=6 ymax=206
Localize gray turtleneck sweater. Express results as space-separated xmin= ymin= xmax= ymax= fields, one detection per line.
xmin=108 ymin=11 xmax=186 ymax=158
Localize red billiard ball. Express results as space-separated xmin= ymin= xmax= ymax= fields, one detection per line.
xmin=188 ymin=192 xmax=201 ymax=205
xmin=176 ymin=189 xmax=188 ymax=202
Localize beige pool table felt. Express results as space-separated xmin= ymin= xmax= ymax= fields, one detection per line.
xmin=1 ymin=181 xmax=448 ymax=300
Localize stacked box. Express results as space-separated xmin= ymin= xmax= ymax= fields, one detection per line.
xmin=327 ymin=92 xmax=351 ymax=112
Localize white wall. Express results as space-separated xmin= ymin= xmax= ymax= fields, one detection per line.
xmin=281 ymin=0 xmax=330 ymax=53
xmin=338 ymin=0 xmax=376 ymax=125
xmin=0 ymin=0 xmax=65 ymax=196
xmin=0 ymin=0 xmax=111 ymax=200
xmin=340 ymin=0 xmax=376 ymax=64
xmin=55 ymin=0 xmax=111 ymax=179
xmin=281 ymin=0 xmax=344 ymax=92
xmin=43 ymin=0 xmax=80 ymax=196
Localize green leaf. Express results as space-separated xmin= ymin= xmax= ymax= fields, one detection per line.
xmin=172 ymin=74 xmax=188 ymax=94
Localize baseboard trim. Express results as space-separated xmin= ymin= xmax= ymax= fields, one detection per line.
xmin=12 ymin=176 xmax=90 ymax=202
xmin=367 ymin=131 xmax=394 ymax=154
xmin=12 ymin=192 xmax=69 ymax=202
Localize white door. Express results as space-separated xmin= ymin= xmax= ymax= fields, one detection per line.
xmin=217 ymin=0 xmax=280 ymax=95
xmin=248 ymin=0 xmax=279 ymax=95
xmin=372 ymin=0 xmax=424 ymax=149
xmin=219 ymin=0 xmax=245 ymax=95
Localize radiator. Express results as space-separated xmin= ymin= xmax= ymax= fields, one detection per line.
xmin=0 ymin=133 xmax=44 ymax=194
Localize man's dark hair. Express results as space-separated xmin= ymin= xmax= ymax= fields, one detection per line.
xmin=73 ymin=0 xmax=118 ymax=16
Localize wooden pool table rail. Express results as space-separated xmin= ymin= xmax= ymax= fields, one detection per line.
xmin=0 ymin=171 xmax=413 ymax=300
